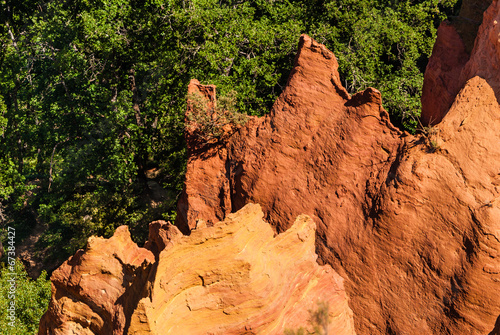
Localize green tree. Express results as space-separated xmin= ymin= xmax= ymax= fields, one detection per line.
xmin=0 ymin=0 xmax=309 ymax=264
xmin=0 ymin=260 xmax=51 ymax=335
xmin=308 ymin=0 xmax=460 ymax=130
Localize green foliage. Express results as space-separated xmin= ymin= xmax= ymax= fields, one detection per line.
xmin=309 ymin=0 xmax=460 ymax=130
xmin=0 ymin=159 xmax=23 ymax=201
xmin=0 ymin=260 xmax=51 ymax=335
xmin=0 ymin=96 xmax=6 ymax=137
xmin=180 ymin=0 xmax=304 ymax=115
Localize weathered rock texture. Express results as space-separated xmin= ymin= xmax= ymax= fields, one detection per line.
xmin=421 ymin=0 xmax=494 ymax=125
xmin=38 ymin=226 xmax=155 ymax=334
xmin=454 ymin=0 xmax=493 ymax=53
xmin=39 ymin=204 xmax=355 ymax=335
xmin=420 ymin=21 xmax=469 ymax=125
xmin=178 ymin=33 xmax=500 ymax=334
xmin=130 ymin=203 xmax=355 ymax=334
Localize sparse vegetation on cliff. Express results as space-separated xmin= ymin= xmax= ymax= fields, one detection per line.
xmin=285 ymin=301 xmax=331 ymax=335
xmin=187 ymin=90 xmax=247 ymax=143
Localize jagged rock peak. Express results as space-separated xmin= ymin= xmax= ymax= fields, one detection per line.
xmin=176 ymin=34 xmax=400 ymax=234
xmin=177 ymin=32 xmax=500 ymax=334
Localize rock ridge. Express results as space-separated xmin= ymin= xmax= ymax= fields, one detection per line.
xmin=178 ymin=32 xmax=500 ymax=334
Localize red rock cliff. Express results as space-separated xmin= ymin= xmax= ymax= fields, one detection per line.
xmin=178 ymin=32 xmax=500 ymax=334
xmin=420 ymin=0 xmax=494 ymax=125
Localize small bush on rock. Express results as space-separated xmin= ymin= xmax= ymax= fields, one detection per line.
xmin=187 ymin=90 xmax=247 ymax=143
xmin=285 ymin=301 xmax=330 ymax=335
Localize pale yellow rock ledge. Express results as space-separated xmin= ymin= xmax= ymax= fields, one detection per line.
xmin=129 ymin=203 xmax=356 ymax=335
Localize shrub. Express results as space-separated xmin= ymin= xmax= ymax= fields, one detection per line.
xmin=186 ymin=90 xmax=247 ymax=143
xmin=0 ymin=260 xmax=51 ymax=335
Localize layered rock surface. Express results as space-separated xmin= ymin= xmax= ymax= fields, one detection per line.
xmin=178 ymin=33 xmax=500 ymax=334
xmin=130 ymin=203 xmax=354 ymax=334
xmin=39 ymin=204 xmax=355 ymax=335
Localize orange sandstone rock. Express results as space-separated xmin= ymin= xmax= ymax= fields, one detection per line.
xmin=421 ymin=0 xmax=497 ymax=125
xmin=460 ymin=0 xmax=500 ymax=101
xmin=178 ymin=34 xmax=500 ymax=334
xmin=176 ymin=34 xmax=401 ymax=235
xmin=420 ymin=21 xmax=469 ymax=125
xmin=38 ymin=226 xmax=155 ymax=335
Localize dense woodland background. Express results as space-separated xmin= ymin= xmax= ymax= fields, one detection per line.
xmin=0 ymin=0 xmax=461 ymax=332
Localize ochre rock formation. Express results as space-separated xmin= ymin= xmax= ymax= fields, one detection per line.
xmin=129 ymin=203 xmax=355 ymax=334
xmin=420 ymin=21 xmax=469 ymax=125
xmin=460 ymin=0 xmax=500 ymax=101
xmin=40 ymin=4 xmax=500 ymax=332
xmin=38 ymin=226 xmax=155 ymax=334
xmin=39 ymin=204 xmax=355 ymax=335
xmin=421 ymin=0 xmax=495 ymax=125
xmin=176 ymin=34 xmax=401 ymax=234
xmin=453 ymin=0 xmax=493 ymax=53
xmin=178 ymin=33 xmax=500 ymax=334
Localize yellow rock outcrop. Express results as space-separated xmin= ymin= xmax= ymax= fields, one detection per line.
xmin=129 ymin=203 xmax=354 ymax=334
xmin=39 ymin=204 xmax=355 ymax=335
